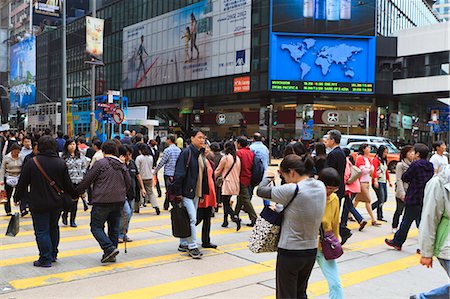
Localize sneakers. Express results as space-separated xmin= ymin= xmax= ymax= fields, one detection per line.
xmin=178 ymin=244 xmax=189 ymax=252
xmin=33 ymin=260 xmax=52 ymax=268
xmin=385 ymin=239 xmax=402 ymax=251
xmin=101 ymin=248 xmax=119 ymax=263
xmin=188 ymin=248 xmax=203 ymax=259
xmin=155 ymin=207 xmax=161 ymax=215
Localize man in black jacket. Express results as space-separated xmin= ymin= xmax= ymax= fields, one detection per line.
xmin=149 ymin=139 xmax=162 ymax=197
xmin=172 ymin=129 xmax=209 ymax=259
xmin=15 ymin=136 xmax=77 ymax=267
xmin=324 ymin=129 xmax=352 ymax=244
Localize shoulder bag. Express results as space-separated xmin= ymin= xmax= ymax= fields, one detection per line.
xmin=215 ymin=156 xmax=236 ymax=188
xmin=33 ymin=157 xmax=73 ymax=212
xmin=319 ymin=225 xmax=343 ymax=260
xmin=248 ymin=184 xmax=299 ymax=253
xmin=346 ymin=164 xmax=362 ymax=185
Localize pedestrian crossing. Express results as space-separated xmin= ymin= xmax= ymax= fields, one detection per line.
xmin=0 ymin=193 xmax=439 ymax=298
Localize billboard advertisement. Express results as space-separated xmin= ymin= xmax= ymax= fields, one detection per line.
xmin=122 ymin=0 xmax=251 ymax=89
xmin=10 ymin=36 xmax=36 ymax=110
xmin=86 ymin=16 xmax=105 ymax=61
xmin=269 ymin=0 xmax=376 ymax=94
xmin=0 ymin=29 xmax=7 ymax=73
xmin=33 ymin=0 xmax=89 ymax=33
xmin=272 ymin=0 xmax=376 ymax=36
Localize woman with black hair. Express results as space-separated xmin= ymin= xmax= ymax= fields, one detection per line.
xmin=214 ymin=140 xmax=241 ymax=230
xmin=371 ymin=145 xmax=392 ymax=222
xmin=314 ymin=142 xmax=327 ymax=175
xmin=257 ymin=155 xmax=326 ymax=299
xmin=61 ymin=139 xmax=89 ymax=227
xmin=136 ymin=143 xmax=160 ymax=215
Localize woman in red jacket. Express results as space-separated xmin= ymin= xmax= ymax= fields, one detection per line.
xmin=196 ymin=144 xmax=218 ymax=249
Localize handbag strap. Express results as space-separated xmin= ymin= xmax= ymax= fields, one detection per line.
xmin=33 ymin=157 xmax=63 ymax=195
xmin=223 ymin=156 xmax=236 ymax=180
xmin=319 ymin=224 xmax=325 ymax=241
xmin=280 ymin=184 xmax=299 ymax=215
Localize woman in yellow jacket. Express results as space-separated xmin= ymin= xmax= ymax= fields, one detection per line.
xmin=317 ymin=168 xmax=344 ymax=299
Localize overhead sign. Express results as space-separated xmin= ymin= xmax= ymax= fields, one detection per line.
xmin=216 ymin=112 xmax=243 ymax=125
xmin=401 ymin=115 xmax=412 ymax=130
xmin=321 ymin=110 xmax=366 ymax=125
xmin=122 ymin=0 xmax=251 ymax=89
xmin=234 ymin=76 xmax=251 ymax=93
xmin=389 ymin=113 xmax=400 ymax=128
xmin=86 ymin=16 xmax=105 ymax=60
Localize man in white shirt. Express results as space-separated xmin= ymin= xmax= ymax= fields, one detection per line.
xmin=430 ymin=141 xmax=448 ymax=175
xmin=19 ymin=136 xmax=33 ymax=159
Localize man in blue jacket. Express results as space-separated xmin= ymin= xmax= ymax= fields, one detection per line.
xmin=172 ymin=129 xmax=209 ymax=259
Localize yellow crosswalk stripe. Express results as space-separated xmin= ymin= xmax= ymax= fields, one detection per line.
xmin=9 ymin=242 xmax=250 ymax=290
xmin=0 ymin=223 xmax=252 ymax=267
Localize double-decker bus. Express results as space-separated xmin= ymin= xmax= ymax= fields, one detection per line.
xmin=70 ymin=95 xmax=129 ymax=142
xmin=27 ymin=102 xmax=62 ymax=133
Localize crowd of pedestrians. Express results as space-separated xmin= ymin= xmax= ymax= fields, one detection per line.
xmin=2 ymin=127 xmax=448 ymax=299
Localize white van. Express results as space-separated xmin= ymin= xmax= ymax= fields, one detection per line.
xmin=323 ymin=134 xmax=397 ymax=148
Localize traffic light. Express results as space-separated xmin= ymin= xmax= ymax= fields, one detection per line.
xmin=264 ymin=110 xmax=270 ymax=126
xmin=272 ymin=110 xmax=278 ymax=126
xmin=358 ymin=117 xmax=366 ymax=128
xmin=239 ymin=118 xmax=247 ymax=128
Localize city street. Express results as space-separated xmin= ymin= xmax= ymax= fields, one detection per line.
xmin=0 ymin=167 xmax=447 ymax=299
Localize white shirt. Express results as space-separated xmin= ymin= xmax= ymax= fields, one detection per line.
xmin=429 ymin=153 xmax=449 ymax=174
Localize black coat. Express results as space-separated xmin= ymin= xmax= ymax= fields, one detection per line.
xmin=149 ymin=146 xmax=160 ymax=167
xmin=326 ymin=146 xmax=346 ymax=200
xmin=172 ymin=144 xmax=209 ymax=199
xmin=14 ymin=151 xmax=77 ymax=213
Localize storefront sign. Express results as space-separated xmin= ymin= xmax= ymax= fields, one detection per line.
xmin=321 ymin=110 xmax=365 ymax=125
xmin=234 ymin=76 xmax=250 ymax=93
xmin=402 ymin=115 xmax=412 ymax=130
xmin=180 ymin=98 xmax=194 ymax=115
xmin=216 ymin=112 xmax=243 ymax=125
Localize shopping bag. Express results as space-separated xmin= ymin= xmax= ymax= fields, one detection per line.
xmin=170 ymin=202 xmax=191 ymax=238
xmin=5 ymin=212 xmax=19 ymax=237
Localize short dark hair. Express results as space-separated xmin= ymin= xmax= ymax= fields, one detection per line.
xmin=102 ymin=140 xmax=119 ymax=156
xmin=23 ymin=135 xmax=31 ymax=142
xmin=138 ymin=143 xmax=151 ymax=155
xmin=57 ymin=131 xmax=63 ymax=138
xmin=62 ymin=139 xmax=80 ymax=159
xmin=77 ymin=136 xmax=86 ymax=145
xmin=93 ymin=140 xmax=102 ymax=149
xmin=318 ymin=167 xmax=341 ymax=187
xmin=118 ymin=145 xmax=128 ymax=157
xmin=327 ymin=130 xmax=341 ymax=144
xmin=400 ymin=145 xmax=414 ymax=160
xmin=190 ymin=129 xmax=204 ymax=138
xmin=253 ymin=132 xmax=262 ymax=141
xmin=44 ymin=128 xmax=51 ymax=136
xmin=134 ymin=133 xmax=143 ymax=143
xmin=38 ymin=136 xmax=57 ymax=153
xmin=432 ymin=141 xmax=445 ymax=151
xmin=414 ymin=143 xmax=429 ymax=159
xmin=167 ymin=134 xmax=176 ymax=144
xmin=9 ymin=143 xmax=21 ymax=152
xmin=210 ymin=142 xmax=221 ymax=152
xmin=236 ymin=136 xmax=248 ymax=147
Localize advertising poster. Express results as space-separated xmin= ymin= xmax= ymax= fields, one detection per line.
xmin=122 ymin=0 xmax=251 ymax=89
xmin=33 ymin=0 xmax=89 ymax=33
xmin=0 ymin=29 xmax=7 ymax=73
xmin=269 ymin=0 xmax=376 ymax=94
xmin=10 ymin=36 xmax=36 ymax=110
xmin=86 ymin=16 xmax=105 ymax=60
xmin=272 ymin=0 xmax=376 ymax=36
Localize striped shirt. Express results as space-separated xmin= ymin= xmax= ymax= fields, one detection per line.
xmin=155 ymin=144 xmax=181 ymax=177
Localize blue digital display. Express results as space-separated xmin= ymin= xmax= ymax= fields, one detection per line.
xmin=269 ymin=0 xmax=376 ymax=94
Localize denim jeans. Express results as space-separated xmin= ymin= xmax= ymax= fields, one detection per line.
xmin=417 ymin=258 xmax=449 ymax=299
xmin=180 ymin=197 xmax=199 ymax=250
xmin=341 ymin=194 xmax=364 ymax=227
xmin=90 ymin=203 xmax=122 ymax=253
xmin=372 ymin=182 xmax=387 ymax=220
xmin=316 ymin=250 xmax=344 ymax=299
xmin=392 ymin=205 xmax=422 ymax=247
xmin=119 ymin=200 xmax=134 ymax=239
xmin=31 ymin=209 xmax=62 ymax=264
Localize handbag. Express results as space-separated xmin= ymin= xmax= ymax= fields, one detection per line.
xmin=346 ymin=165 xmax=362 ymax=185
xmin=33 ymin=157 xmax=73 ymax=212
xmin=6 ymin=175 xmax=19 ymax=187
xmin=248 ymin=185 xmax=299 ymax=253
xmin=5 ymin=212 xmax=19 ymax=237
xmin=170 ymin=202 xmax=191 ymax=238
xmin=215 ymin=156 xmax=236 ymax=188
xmin=319 ymin=225 xmax=343 ymax=260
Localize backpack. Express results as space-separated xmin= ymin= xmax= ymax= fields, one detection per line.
xmin=251 ymin=153 xmax=265 ymax=187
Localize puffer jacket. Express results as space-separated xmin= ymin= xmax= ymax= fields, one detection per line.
xmin=419 ymin=165 xmax=450 ymax=260
xmin=76 ymin=156 xmax=131 ymax=204
xmin=395 ymin=159 xmax=411 ymax=199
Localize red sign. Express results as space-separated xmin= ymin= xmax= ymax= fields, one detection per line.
xmin=113 ymin=108 xmax=125 ymax=125
xmin=234 ymin=76 xmax=250 ymax=93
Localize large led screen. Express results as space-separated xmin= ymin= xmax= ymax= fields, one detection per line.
xmin=122 ymin=0 xmax=251 ymax=89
